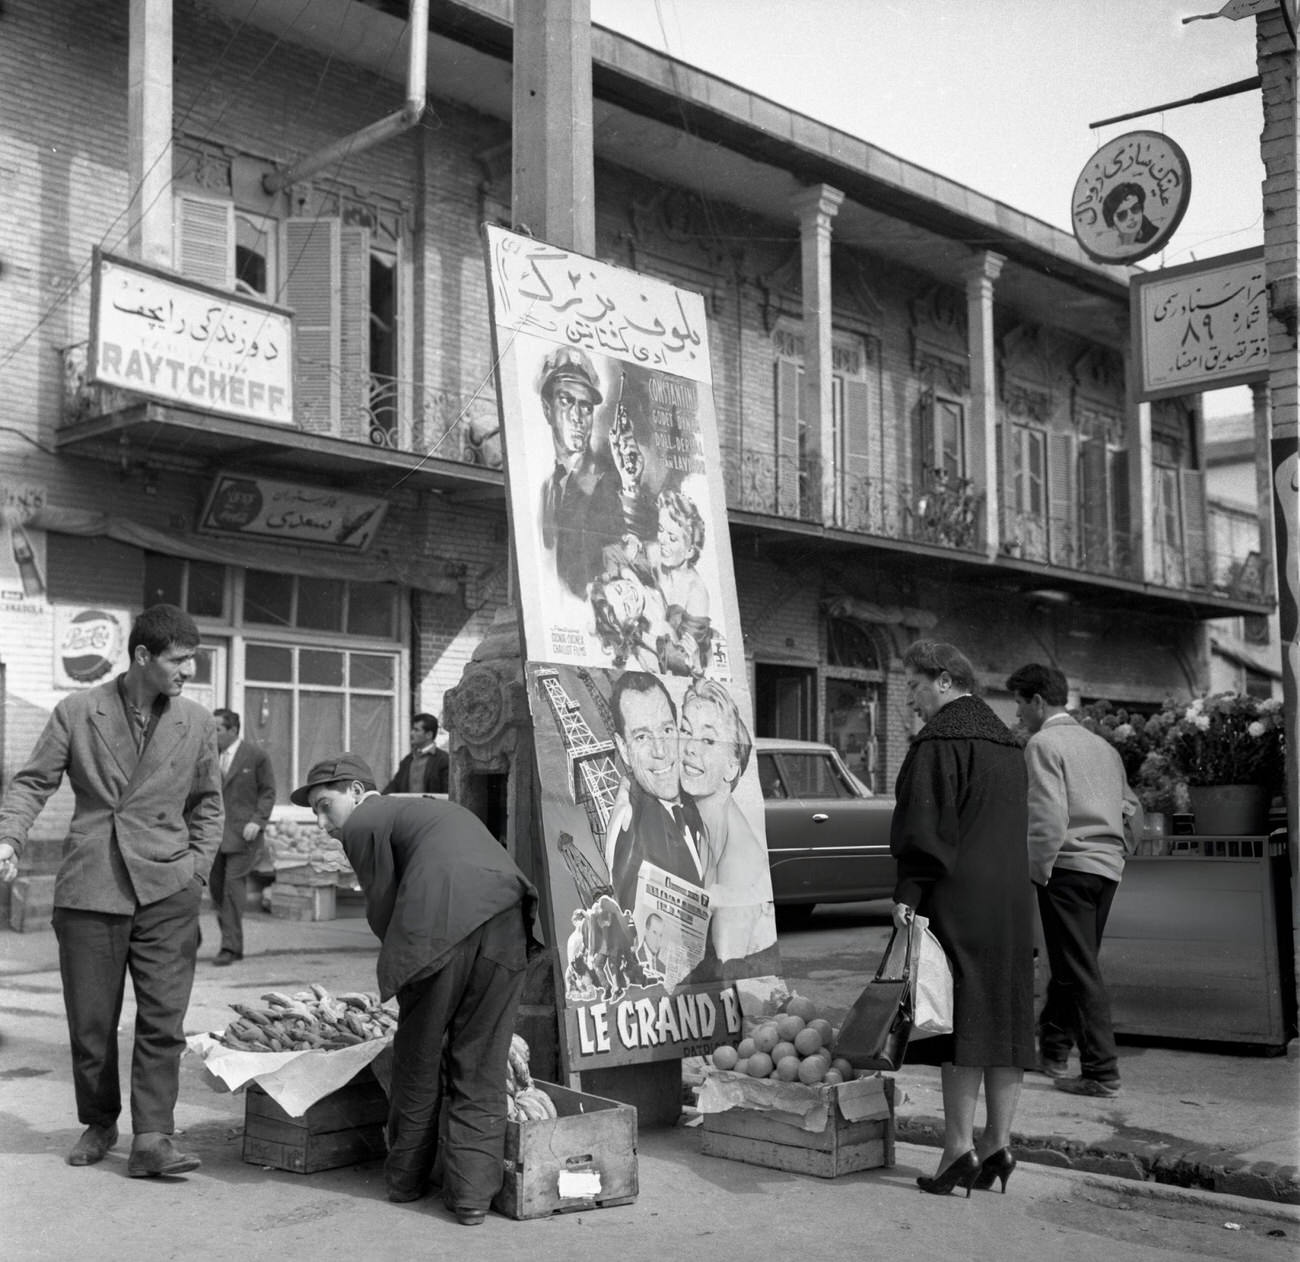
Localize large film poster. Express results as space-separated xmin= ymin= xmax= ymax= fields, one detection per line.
xmin=485 ymin=227 xmax=781 ymax=1069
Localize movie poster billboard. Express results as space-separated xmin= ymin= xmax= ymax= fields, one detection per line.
xmin=484 ymin=226 xmax=781 ymax=1070
xmin=527 ymin=662 xmax=778 ymax=1068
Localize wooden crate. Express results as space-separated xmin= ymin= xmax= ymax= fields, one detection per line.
xmin=242 ymin=1068 xmax=388 ymax=1173
xmin=701 ymin=1075 xmax=895 ymax=1178
xmin=268 ymin=882 xmax=336 ymax=922
xmin=493 ymin=1081 xmax=638 ymax=1219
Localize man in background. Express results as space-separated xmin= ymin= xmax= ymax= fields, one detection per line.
xmin=0 ymin=604 xmax=222 ymax=1176
xmin=1006 ymin=663 xmax=1140 ymax=1100
xmin=383 ymin=713 xmax=448 ymax=795
xmin=210 ymin=708 xmax=276 ymax=965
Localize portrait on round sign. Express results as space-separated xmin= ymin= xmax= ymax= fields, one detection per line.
xmin=1070 ymin=130 xmax=1191 ymax=266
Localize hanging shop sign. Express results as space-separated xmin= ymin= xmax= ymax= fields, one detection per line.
xmin=197 ymin=474 xmax=388 ymax=551
xmin=1131 ymin=248 xmax=1268 ymax=400
xmin=1071 ymin=130 xmax=1191 ymax=266
xmin=485 ymin=225 xmax=781 ymax=1073
xmin=90 ymin=248 xmax=294 ymax=425
xmin=1 ymin=482 xmax=48 ymax=611
xmin=54 ymin=606 xmax=131 ymax=689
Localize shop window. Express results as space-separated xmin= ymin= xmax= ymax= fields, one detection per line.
xmin=245 ymin=645 xmax=396 ymax=804
xmin=241 ymin=571 xmax=395 ymax=637
xmin=143 ymin=554 xmax=227 ymax=619
xmin=1244 ymin=668 xmax=1273 ymax=700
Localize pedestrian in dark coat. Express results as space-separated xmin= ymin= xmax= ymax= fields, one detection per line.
xmin=293 ymin=753 xmax=538 ymax=1225
xmin=890 ymin=640 xmax=1034 ymax=1198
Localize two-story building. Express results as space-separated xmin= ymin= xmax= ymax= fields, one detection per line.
xmin=0 ymin=0 xmax=1273 ymax=858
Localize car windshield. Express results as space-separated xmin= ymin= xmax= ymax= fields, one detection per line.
xmin=764 ymin=751 xmax=860 ymax=800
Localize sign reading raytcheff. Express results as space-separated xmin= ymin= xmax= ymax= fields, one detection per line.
xmin=90 ymin=248 xmax=293 ymax=425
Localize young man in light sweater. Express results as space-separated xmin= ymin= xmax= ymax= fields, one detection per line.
xmin=1006 ymin=664 xmax=1141 ymax=1099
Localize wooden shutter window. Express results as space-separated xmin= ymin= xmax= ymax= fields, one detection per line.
xmin=280 ymin=218 xmax=341 ymax=435
xmin=1109 ymin=448 xmax=1132 ymax=576
xmin=339 ymin=226 xmax=371 ymax=444
xmin=775 ymin=358 xmax=800 ymax=518
xmin=842 ymin=377 xmax=871 ymax=530
xmin=174 ymin=194 xmax=234 ymax=289
xmin=1048 ymin=431 xmax=1076 ymax=568
xmin=1079 ymin=437 xmax=1110 ymax=572
xmin=1180 ymin=467 xmax=1209 ymax=589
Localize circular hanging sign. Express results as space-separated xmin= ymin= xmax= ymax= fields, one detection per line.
xmin=1070 ymin=130 xmax=1191 ymax=266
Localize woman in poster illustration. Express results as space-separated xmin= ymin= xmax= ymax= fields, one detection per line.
xmin=679 ymin=678 xmax=779 ymax=978
xmin=597 ymin=489 xmax=713 ymax=676
xmin=589 ymin=572 xmax=664 ymax=672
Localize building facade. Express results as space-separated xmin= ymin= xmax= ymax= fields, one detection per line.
xmin=0 ymin=0 xmax=1272 ymax=872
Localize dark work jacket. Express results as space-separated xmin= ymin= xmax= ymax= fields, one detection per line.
xmin=339 ymin=794 xmax=540 ymax=1000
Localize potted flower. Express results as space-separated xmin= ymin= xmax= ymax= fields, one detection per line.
xmin=1155 ymin=693 xmax=1286 ymax=836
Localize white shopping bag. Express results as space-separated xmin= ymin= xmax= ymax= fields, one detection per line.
xmin=909 ymin=913 xmax=953 ymax=1037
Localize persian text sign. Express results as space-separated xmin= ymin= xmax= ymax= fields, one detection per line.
xmin=198 ymin=474 xmax=388 ymax=551
xmin=90 ymin=249 xmax=293 ymax=424
xmin=1131 ymin=249 xmax=1269 ymax=400
xmin=486 ymin=229 xmax=710 ymax=382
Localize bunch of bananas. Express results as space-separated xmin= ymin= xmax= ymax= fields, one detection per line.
xmin=215 ymin=983 xmax=397 ymax=1053
xmin=505 ymin=1033 xmax=557 ymax=1122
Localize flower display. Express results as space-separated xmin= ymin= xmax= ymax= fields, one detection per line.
xmin=1157 ymin=692 xmax=1286 ymax=791
xmin=1074 ymin=699 xmax=1184 ymax=814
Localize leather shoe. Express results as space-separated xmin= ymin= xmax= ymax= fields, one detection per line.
xmin=127 ymin=1134 xmax=201 ymax=1177
xmin=213 ymin=950 xmax=242 ymax=966
xmin=454 ymin=1207 xmax=487 ymax=1226
xmin=67 ymin=1123 xmax=118 ymax=1166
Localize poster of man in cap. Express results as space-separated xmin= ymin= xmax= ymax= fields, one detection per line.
xmin=484 ymin=227 xmax=737 ymax=684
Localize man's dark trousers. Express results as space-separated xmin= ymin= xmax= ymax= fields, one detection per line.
xmin=52 ymin=883 xmax=201 ymax=1132
xmin=209 ymin=849 xmax=255 ymax=957
xmin=1036 ymin=869 xmax=1120 ymax=1083
xmin=385 ymin=905 xmax=527 ymax=1209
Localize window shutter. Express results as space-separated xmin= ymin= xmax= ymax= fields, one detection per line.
xmin=1048 ymin=431 xmax=1076 ymax=567
xmin=280 ymin=218 xmax=341 ymax=434
xmin=174 ymin=194 xmax=234 ymax=289
xmin=1109 ymin=447 xmax=1132 ymax=576
xmin=913 ymin=388 xmax=935 ymax=492
xmin=995 ymin=420 xmax=1012 ymax=548
xmin=1079 ymin=437 xmax=1109 ymax=571
xmin=842 ymin=378 xmax=871 ymax=530
xmin=1180 ymin=467 xmax=1209 ymax=589
xmin=339 ymin=226 xmax=371 ymax=444
xmin=775 ymin=359 xmax=800 ymax=518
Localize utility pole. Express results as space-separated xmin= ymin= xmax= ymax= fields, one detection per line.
xmin=1255 ymin=8 xmax=1300 ymax=987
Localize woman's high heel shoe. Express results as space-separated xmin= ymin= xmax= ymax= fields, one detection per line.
xmin=916 ymin=1150 xmax=980 ymax=1198
xmin=972 ymin=1147 xmax=1017 ymax=1193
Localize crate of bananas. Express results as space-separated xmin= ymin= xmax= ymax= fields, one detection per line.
xmin=214 ymin=983 xmax=397 ymax=1053
xmin=505 ymin=1034 xmax=557 ymax=1121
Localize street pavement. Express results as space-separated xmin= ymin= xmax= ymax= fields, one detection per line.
xmin=1 ymin=899 xmax=1297 ymax=1261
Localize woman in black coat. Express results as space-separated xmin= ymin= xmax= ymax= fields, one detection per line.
xmin=890 ymin=641 xmax=1035 ymax=1197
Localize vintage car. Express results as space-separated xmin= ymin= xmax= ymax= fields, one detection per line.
xmin=756 ymin=737 xmax=896 ymax=926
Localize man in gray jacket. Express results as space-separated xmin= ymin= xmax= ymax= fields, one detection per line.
xmin=0 ymin=604 xmax=223 ymax=1174
xmin=1007 ymin=663 xmax=1140 ymax=1099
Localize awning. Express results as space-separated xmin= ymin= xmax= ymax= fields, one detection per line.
xmin=30 ymin=506 xmax=459 ymax=596
xmin=1210 ymin=631 xmax=1282 ymax=679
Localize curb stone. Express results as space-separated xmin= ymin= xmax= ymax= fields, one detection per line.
xmin=895 ymin=1114 xmax=1300 ymax=1206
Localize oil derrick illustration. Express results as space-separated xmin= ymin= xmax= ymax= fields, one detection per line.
xmin=536 ymin=668 xmax=622 ymax=865
xmin=556 ymin=831 xmax=613 ymax=907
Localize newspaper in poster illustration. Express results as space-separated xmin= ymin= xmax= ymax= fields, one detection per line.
xmin=529 ymin=662 xmax=779 ymax=1067
xmin=486 ymin=226 xmax=735 ymax=682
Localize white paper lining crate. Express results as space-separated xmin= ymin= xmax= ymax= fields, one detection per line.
xmin=700 ymin=1073 xmax=895 ymax=1178
xmin=494 ymin=1081 xmax=638 ymax=1219
xmin=242 ymin=1068 xmax=388 ymax=1173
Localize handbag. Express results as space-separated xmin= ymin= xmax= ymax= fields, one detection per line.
xmin=833 ymin=920 xmax=916 ymax=1071
xmin=909 ymin=913 xmax=954 ymax=1038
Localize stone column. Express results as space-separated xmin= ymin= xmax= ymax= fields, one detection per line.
xmin=1251 ymin=380 xmax=1276 ymax=595
xmin=127 ymin=0 xmax=173 ymax=268
xmin=791 ymin=184 xmax=845 ymax=524
xmin=962 ymin=250 xmax=1005 ymax=560
xmin=512 ymin=0 xmax=595 ymax=255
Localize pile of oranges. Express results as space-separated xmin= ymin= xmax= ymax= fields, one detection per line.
xmin=710 ymin=994 xmax=854 ymax=1086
